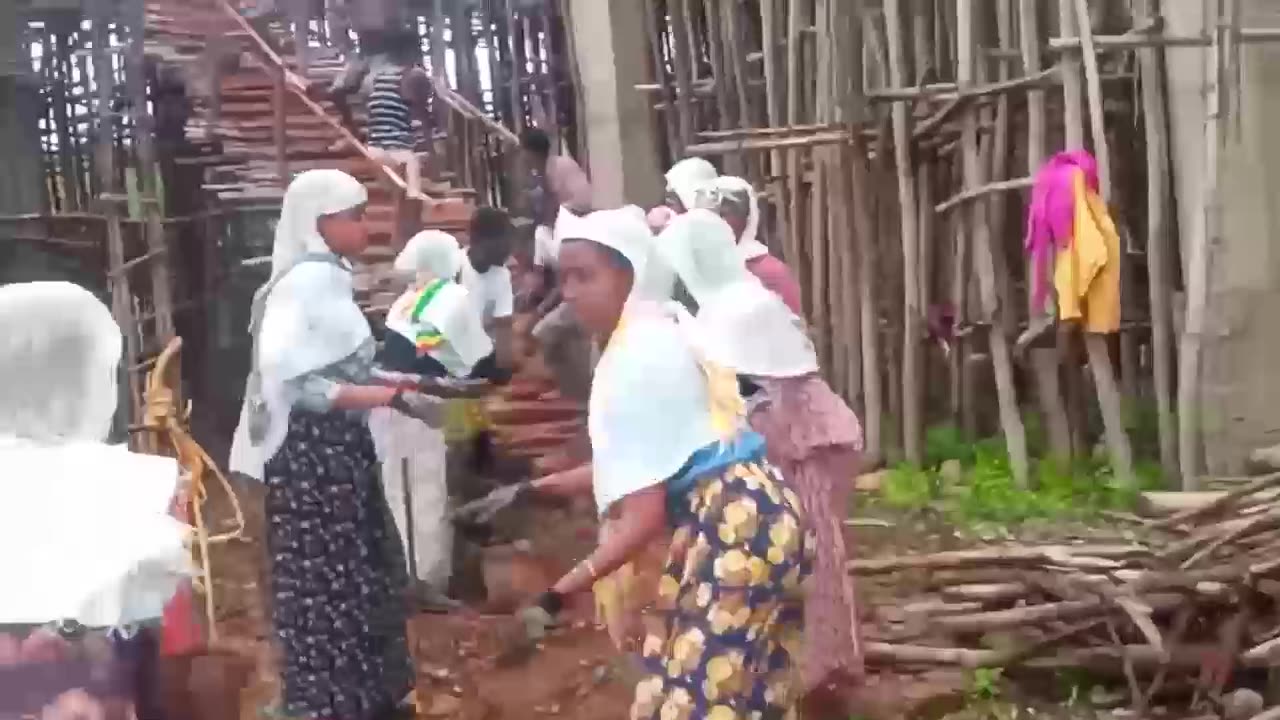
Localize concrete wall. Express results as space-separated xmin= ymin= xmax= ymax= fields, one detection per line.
xmin=567 ymin=0 xmax=662 ymax=210
xmin=1163 ymin=1 xmax=1280 ymax=472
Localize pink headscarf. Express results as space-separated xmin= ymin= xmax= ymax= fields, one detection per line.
xmin=1024 ymin=150 xmax=1099 ymax=308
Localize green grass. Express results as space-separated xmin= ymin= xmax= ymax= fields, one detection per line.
xmin=874 ymin=423 xmax=1162 ymax=526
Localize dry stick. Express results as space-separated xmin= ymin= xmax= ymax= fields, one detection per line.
xmin=722 ymin=0 xmax=753 ymax=131
xmin=1019 ymin=0 xmax=1073 ymax=462
xmin=1155 ymin=473 xmax=1280 ymax=529
xmin=849 ymin=544 xmax=1149 ymax=574
xmin=127 ymin=0 xmax=176 ymax=348
xmin=884 ymin=0 xmax=924 ymax=467
xmin=702 ymin=0 xmax=736 ymax=173
xmin=643 ymin=0 xmax=680 ymax=158
xmin=1061 ymin=0 xmax=1136 ymax=488
xmin=782 ymin=0 xmax=806 ymax=274
xmin=957 ymin=0 xmax=1029 ymax=487
xmin=1178 ymin=0 xmax=1222 ymax=490
xmin=759 ymin=0 xmax=784 ymax=197
xmin=1134 ymin=2 xmax=1177 ymax=480
xmin=668 ymin=0 xmax=696 ymax=154
xmin=851 ymin=136 xmax=885 ymax=461
xmin=1182 ymin=510 xmax=1280 ymax=569
xmin=989 ymin=0 xmax=1017 ymax=340
xmin=92 ymin=1 xmax=142 ymax=430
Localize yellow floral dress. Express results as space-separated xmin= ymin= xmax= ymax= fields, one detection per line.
xmin=630 ymin=441 xmax=812 ymax=720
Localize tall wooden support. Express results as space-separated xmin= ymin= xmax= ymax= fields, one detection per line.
xmin=1058 ymin=0 xmax=1135 ymax=487
xmin=1019 ymin=0 xmax=1074 ymax=463
xmin=884 ymin=0 xmax=923 ymax=466
xmin=127 ymin=0 xmax=177 ymax=347
xmin=92 ymin=4 xmax=142 ymax=428
xmin=958 ymin=0 xmax=1029 ymax=486
xmin=1135 ymin=0 xmax=1179 ymax=479
xmin=273 ymin=66 xmax=289 ymax=186
xmin=1178 ymin=0 xmax=1224 ymax=488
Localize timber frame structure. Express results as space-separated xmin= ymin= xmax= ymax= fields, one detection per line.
xmin=635 ymin=0 xmax=1280 ymax=487
xmin=1 ymin=0 xmax=581 ymax=447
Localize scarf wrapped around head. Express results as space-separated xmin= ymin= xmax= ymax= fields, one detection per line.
xmin=665 ymin=157 xmax=718 ymax=212
xmin=388 ymin=230 xmax=493 ymax=373
xmin=0 ymin=282 xmax=190 ymax=627
xmin=696 ymin=175 xmax=769 ymax=262
xmin=1025 ymin=150 xmax=1099 ymax=309
xmin=657 ymin=210 xmax=818 ymax=379
xmin=229 ymin=169 xmax=372 ymax=480
xmin=559 ymin=207 xmax=724 ymax=514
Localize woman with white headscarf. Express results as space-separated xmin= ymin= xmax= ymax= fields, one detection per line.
xmin=229 ymin=169 xmax=446 ymax=720
xmin=700 ymin=175 xmax=804 ymax=316
xmin=0 ymin=281 xmax=190 ymax=718
xmin=372 ymin=229 xmax=503 ymax=610
xmin=647 ymin=157 xmax=718 ymax=233
xmin=659 ymin=210 xmax=865 ymax=710
xmin=516 ymin=206 xmax=810 ymax=719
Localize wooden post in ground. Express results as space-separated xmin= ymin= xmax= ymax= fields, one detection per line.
xmin=1177 ymin=0 xmax=1223 ymax=489
xmin=127 ymin=0 xmax=176 ymax=351
xmin=1019 ymin=0 xmax=1074 ymax=462
xmin=958 ymin=0 xmax=1029 ymax=487
xmin=884 ymin=0 xmax=924 ymax=466
xmin=1060 ymin=0 xmax=1135 ymax=488
xmin=93 ymin=3 xmax=142 ymax=430
xmin=1135 ymin=0 xmax=1179 ymax=480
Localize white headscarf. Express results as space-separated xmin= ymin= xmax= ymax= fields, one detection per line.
xmin=395 ymin=229 xmax=466 ymax=281
xmin=229 ymin=170 xmax=372 ymax=480
xmin=386 ymin=230 xmax=494 ymax=375
xmin=699 ymin=175 xmax=770 ymax=261
xmin=658 ymin=210 xmax=819 ymax=378
xmin=665 ymin=157 xmax=718 ymax=212
xmin=558 ymin=207 xmax=724 ymax=514
xmin=0 ymin=282 xmax=189 ymax=627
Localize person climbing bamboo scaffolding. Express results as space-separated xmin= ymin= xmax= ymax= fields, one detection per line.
xmin=229 ymin=169 xmax=453 ymax=720
xmin=329 ymin=28 xmax=435 ymax=206
xmin=658 ymin=209 xmax=867 ymax=714
xmin=506 ymin=206 xmax=811 ymax=719
xmin=372 ymin=229 xmax=510 ymax=612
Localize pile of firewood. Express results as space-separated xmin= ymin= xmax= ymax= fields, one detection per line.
xmin=852 ymin=473 xmax=1280 ymax=716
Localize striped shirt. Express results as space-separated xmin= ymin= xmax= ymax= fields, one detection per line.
xmin=366 ymin=67 xmax=414 ymax=150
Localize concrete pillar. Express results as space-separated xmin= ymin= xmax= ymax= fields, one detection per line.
xmin=568 ymin=0 xmax=663 ymax=209
xmin=1163 ymin=1 xmax=1280 ymax=472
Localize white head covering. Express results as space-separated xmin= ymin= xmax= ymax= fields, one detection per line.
xmin=0 ymin=282 xmax=189 ymax=627
xmin=395 ymin=229 xmax=466 ymax=281
xmin=229 ymin=170 xmax=373 ymax=480
xmin=658 ymin=210 xmax=819 ymax=378
xmin=385 ymin=230 xmax=494 ymax=376
xmin=699 ymin=175 xmax=770 ymax=261
xmin=665 ymin=157 xmax=718 ymax=212
xmin=558 ymin=208 xmax=725 ymax=514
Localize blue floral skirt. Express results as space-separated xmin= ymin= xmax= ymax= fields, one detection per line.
xmin=264 ymin=410 xmax=412 ymax=720
xmin=630 ymin=459 xmax=812 ymax=720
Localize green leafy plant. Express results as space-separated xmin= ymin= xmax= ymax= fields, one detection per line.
xmin=967 ymin=667 xmax=1004 ymax=701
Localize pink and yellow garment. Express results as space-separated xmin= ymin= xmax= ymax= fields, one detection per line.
xmin=1024 ymin=150 xmax=1121 ymax=334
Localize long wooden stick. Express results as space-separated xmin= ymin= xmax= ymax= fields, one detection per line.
xmin=1135 ymin=0 xmax=1179 ymax=479
xmin=884 ymin=0 xmax=923 ymax=466
xmin=958 ymin=0 xmax=1029 ymax=487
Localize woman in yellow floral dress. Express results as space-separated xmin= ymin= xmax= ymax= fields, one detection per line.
xmin=519 ymin=206 xmax=812 ymax=719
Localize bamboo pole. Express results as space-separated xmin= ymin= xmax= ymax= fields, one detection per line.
xmin=669 ymin=0 xmax=697 ymax=153
xmin=92 ymin=3 xmax=141 ymax=430
xmin=128 ymin=0 xmax=177 ymax=348
xmin=1178 ymin=0 xmax=1223 ymax=488
xmin=644 ymin=0 xmax=680 ymax=157
xmin=884 ymin=0 xmax=924 ymax=466
xmin=958 ymin=0 xmax=1029 ymax=486
xmin=782 ymin=0 xmax=806 ymax=272
xmin=1020 ymin=0 xmax=1074 ymax=462
xmin=1135 ymin=0 xmax=1179 ymax=480
xmin=1063 ymin=0 xmax=1136 ymax=488
xmin=273 ymin=65 xmax=289 ymax=186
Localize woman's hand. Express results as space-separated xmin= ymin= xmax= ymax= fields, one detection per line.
xmin=390 ymin=390 xmax=446 ymax=427
xmin=529 ymin=464 xmax=593 ymax=498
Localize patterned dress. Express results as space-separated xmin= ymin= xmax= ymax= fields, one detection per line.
xmin=631 ymin=449 xmax=812 ymax=720
xmin=263 ymin=342 xmax=412 ymax=720
xmin=748 ymin=374 xmax=864 ymax=692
